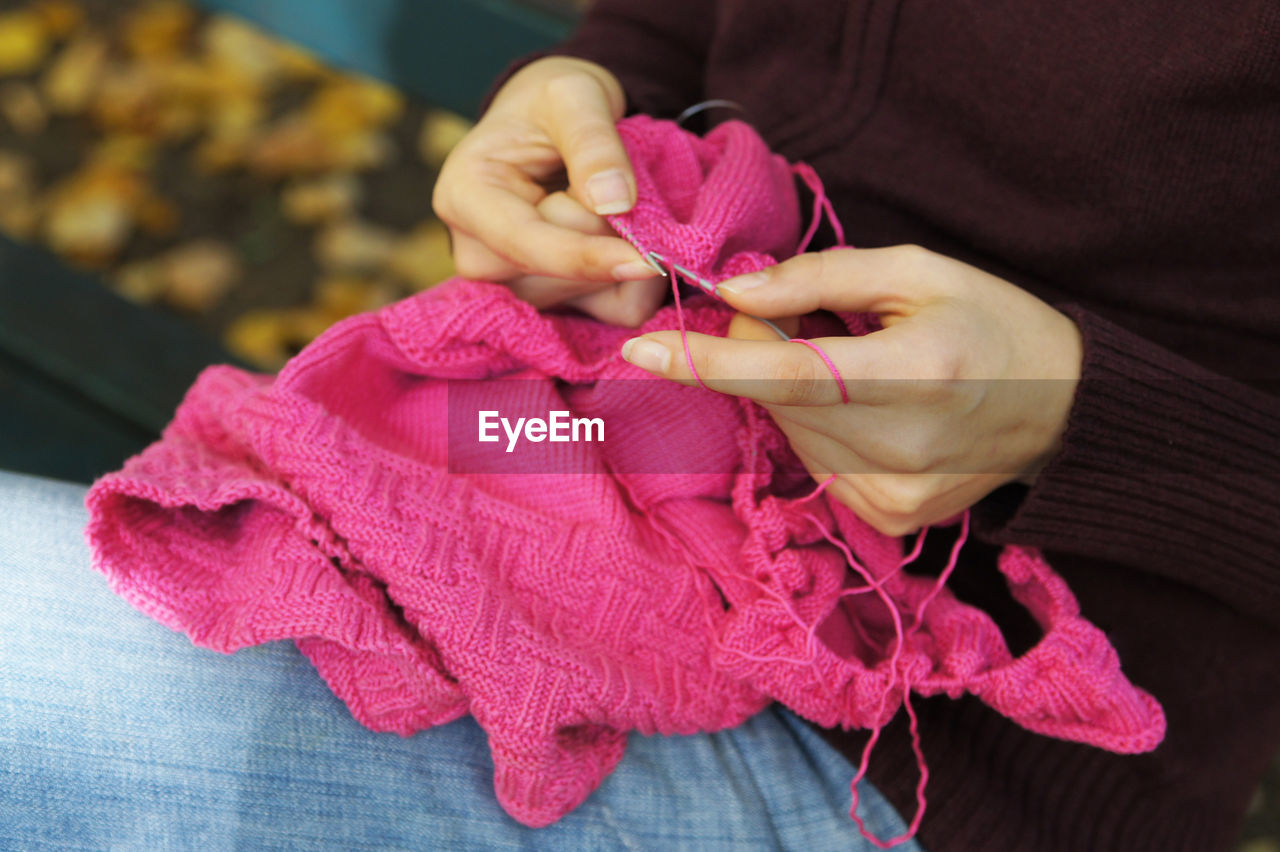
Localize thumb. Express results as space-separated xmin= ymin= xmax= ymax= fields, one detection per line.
xmin=716 ymin=245 xmax=935 ymax=319
xmin=541 ymin=72 xmax=635 ymax=216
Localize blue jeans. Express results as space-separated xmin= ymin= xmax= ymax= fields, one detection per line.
xmin=0 ymin=471 xmax=924 ymax=851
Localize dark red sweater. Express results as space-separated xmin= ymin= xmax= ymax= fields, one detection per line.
xmin=506 ymin=2 xmax=1280 ymax=849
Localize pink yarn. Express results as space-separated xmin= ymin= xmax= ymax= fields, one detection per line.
xmin=85 ymin=115 xmax=1165 ymax=836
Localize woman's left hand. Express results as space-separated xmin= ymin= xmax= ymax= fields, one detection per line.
xmin=619 ymin=245 xmax=1084 ymax=536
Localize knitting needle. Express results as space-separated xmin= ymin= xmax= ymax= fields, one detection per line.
xmin=643 ymin=250 xmax=792 ymax=342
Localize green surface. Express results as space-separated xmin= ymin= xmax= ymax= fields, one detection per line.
xmin=0 ymin=235 xmax=246 ymax=481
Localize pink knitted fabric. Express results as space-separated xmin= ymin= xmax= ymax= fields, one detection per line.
xmin=85 ymin=115 xmax=1165 ymax=833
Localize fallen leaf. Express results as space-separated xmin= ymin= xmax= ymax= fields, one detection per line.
xmin=224 ymin=306 xmax=332 ymax=370
xmin=0 ymin=148 xmax=39 ymax=238
xmin=30 ymin=0 xmax=84 ymax=41
xmin=315 ymin=274 xmax=398 ymax=318
xmin=417 ymin=109 xmax=472 ymax=169
xmin=224 ymin=309 xmax=289 ymax=369
xmin=112 ymin=258 xmax=166 ymax=304
xmin=134 ymin=193 xmax=179 ymax=235
xmin=315 ymin=218 xmax=397 ymax=272
xmin=250 ymin=113 xmax=393 ymax=176
xmin=0 ymin=82 xmax=47 ymax=135
xmin=329 ymin=128 xmax=394 ymax=171
xmin=281 ymin=172 xmax=361 ymax=224
xmin=0 ymin=148 xmax=34 ymax=197
xmin=88 ymin=134 xmax=155 ymax=171
xmin=274 ymin=41 xmax=329 ymax=81
xmin=121 ymin=0 xmax=195 ymax=61
xmin=387 ymin=220 xmax=453 ymax=290
xmin=247 ymin=113 xmax=329 ymax=175
xmin=41 ymin=33 xmax=108 ymax=114
xmin=201 ymin=15 xmax=283 ymax=87
xmin=307 ymin=78 xmax=403 ymax=135
xmin=90 ymin=63 xmax=163 ymax=134
xmin=193 ymin=93 xmax=264 ymax=172
xmin=41 ymin=163 xmax=149 ymax=263
xmin=161 ymin=238 xmax=241 ymax=312
xmin=192 ymin=132 xmax=249 ymax=173
xmin=43 ymin=191 xmax=132 ymax=265
xmin=0 ymin=10 xmax=51 ymax=76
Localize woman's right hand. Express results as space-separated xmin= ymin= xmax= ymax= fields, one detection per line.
xmin=432 ymin=56 xmax=667 ymax=327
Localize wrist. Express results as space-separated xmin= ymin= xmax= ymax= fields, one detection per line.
xmin=1016 ymin=310 xmax=1083 ymax=485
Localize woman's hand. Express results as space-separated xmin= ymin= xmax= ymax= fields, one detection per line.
xmin=619 ymin=245 xmax=1084 ymax=535
xmin=432 ymin=56 xmax=666 ymax=327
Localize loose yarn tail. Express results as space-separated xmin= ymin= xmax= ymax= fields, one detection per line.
xmin=793 ymin=160 xmax=848 ymax=252
xmin=627 ymin=133 xmax=985 ymax=847
xmin=845 ymin=510 xmax=969 ymax=848
xmin=797 ymin=480 xmax=973 ymax=848
xmin=786 ymin=161 xmax=850 ymax=402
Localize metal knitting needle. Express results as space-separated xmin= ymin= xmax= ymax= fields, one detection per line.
xmin=675 ymin=98 xmax=748 ymax=128
xmin=643 ymin=250 xmax=792 ymax=342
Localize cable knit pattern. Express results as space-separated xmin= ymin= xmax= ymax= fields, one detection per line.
xmin=85 ymin=115 xmax=1164 ymax=829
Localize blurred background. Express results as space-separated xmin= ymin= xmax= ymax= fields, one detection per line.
xmin=0 ymin=1 xmax=1271 ymax=847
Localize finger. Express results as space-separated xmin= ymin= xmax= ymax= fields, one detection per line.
xmin=504 ymin=193 xmax=660 ymax=308
xmin=451 ymin=229 xmax=522 ymax=282
xmin=450 ymin=192 xmax=632 ymax=285
xmin=568 ymin=277 xmax=668 ymax=327
xmin=621 ymin=324 xmax=924 ymax=404
xmin=619 ymin=331 xmax=854 ymax=406
xmin=727 ymin=312 xmax=800 ymax=341
xmin=537 ymin=190 xmax=617 ymax=236
xmin=508 ymin=274 xmax=608 ymax=308
xmin=716 ymin=245 xmax=946 ymax=319
xmin=540 ymin=73 xmax=635 ymax=216
xmin=461 ymin=182 xmax=649 ymax=281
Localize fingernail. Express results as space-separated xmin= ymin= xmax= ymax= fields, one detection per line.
xmin=586 ymin=169 xmax=632 ymax=215
xmin=612 ymin=259 xmax=656 ymax=281
xmin=620 ymin=338 xmax=670 ymax=373
xmin=716 ymin=269 xmax=770 ymax=296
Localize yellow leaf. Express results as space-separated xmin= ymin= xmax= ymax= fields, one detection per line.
xmin=0 ymin=149 xmax=39 ymax=239
xmin=161 ymin=239 xmax=241 ymax=312
xmin=201 ymin=15 xmax=284 ymax=87
xmin=88 ymin=134 xmax=155 ymax=171
xmin=31 ymin=0 xmax=84 ymax=41
xmin=0 ymin=82 xmax=47 ymax=135
xmin=307 ymin=78 xmax=403 ymax=135
xmin=315 ymin=218 xmax=397 ymax=272
xmin=224 ymin=309 xmax=289 ymax=370
xmin=90 ymin=64 xmax=163 ymax=134
xmin=43 ymin=192 xmax=132 ymax=264
xmin=388 ymin=220 xmax=454 ymax=290
xmin=41 ymin=33 xmax=107 ymax=114
xmin=113 ymin=259 xmax=167 ymax=304
xmin=315 ymin=275 xmax=397 ymax=318
xmin=417 ymin=109 xmax=472 ymax=170
xmin=135 ymin=194 xmax=179 ymax=236
xmin=122 ymin=0 xmax=195 ymax=60
xmin=0 ymin=11 xmax=51 ymax=76
xmin=281 ymin=173 xmax=362 ymax=225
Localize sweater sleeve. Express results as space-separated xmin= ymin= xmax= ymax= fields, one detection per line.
xmin=484 ymin=0 xmax=717 ymax=119
xmin=971 ymin=303 xmax=1280 ymax=626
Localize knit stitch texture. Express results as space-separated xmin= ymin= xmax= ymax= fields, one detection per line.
xmin=85 ymin=115 xmax=1165 ymax=830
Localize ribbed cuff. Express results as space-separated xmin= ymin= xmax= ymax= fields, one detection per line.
xmin=972 ymin=304 xmax=1280 ymax=625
